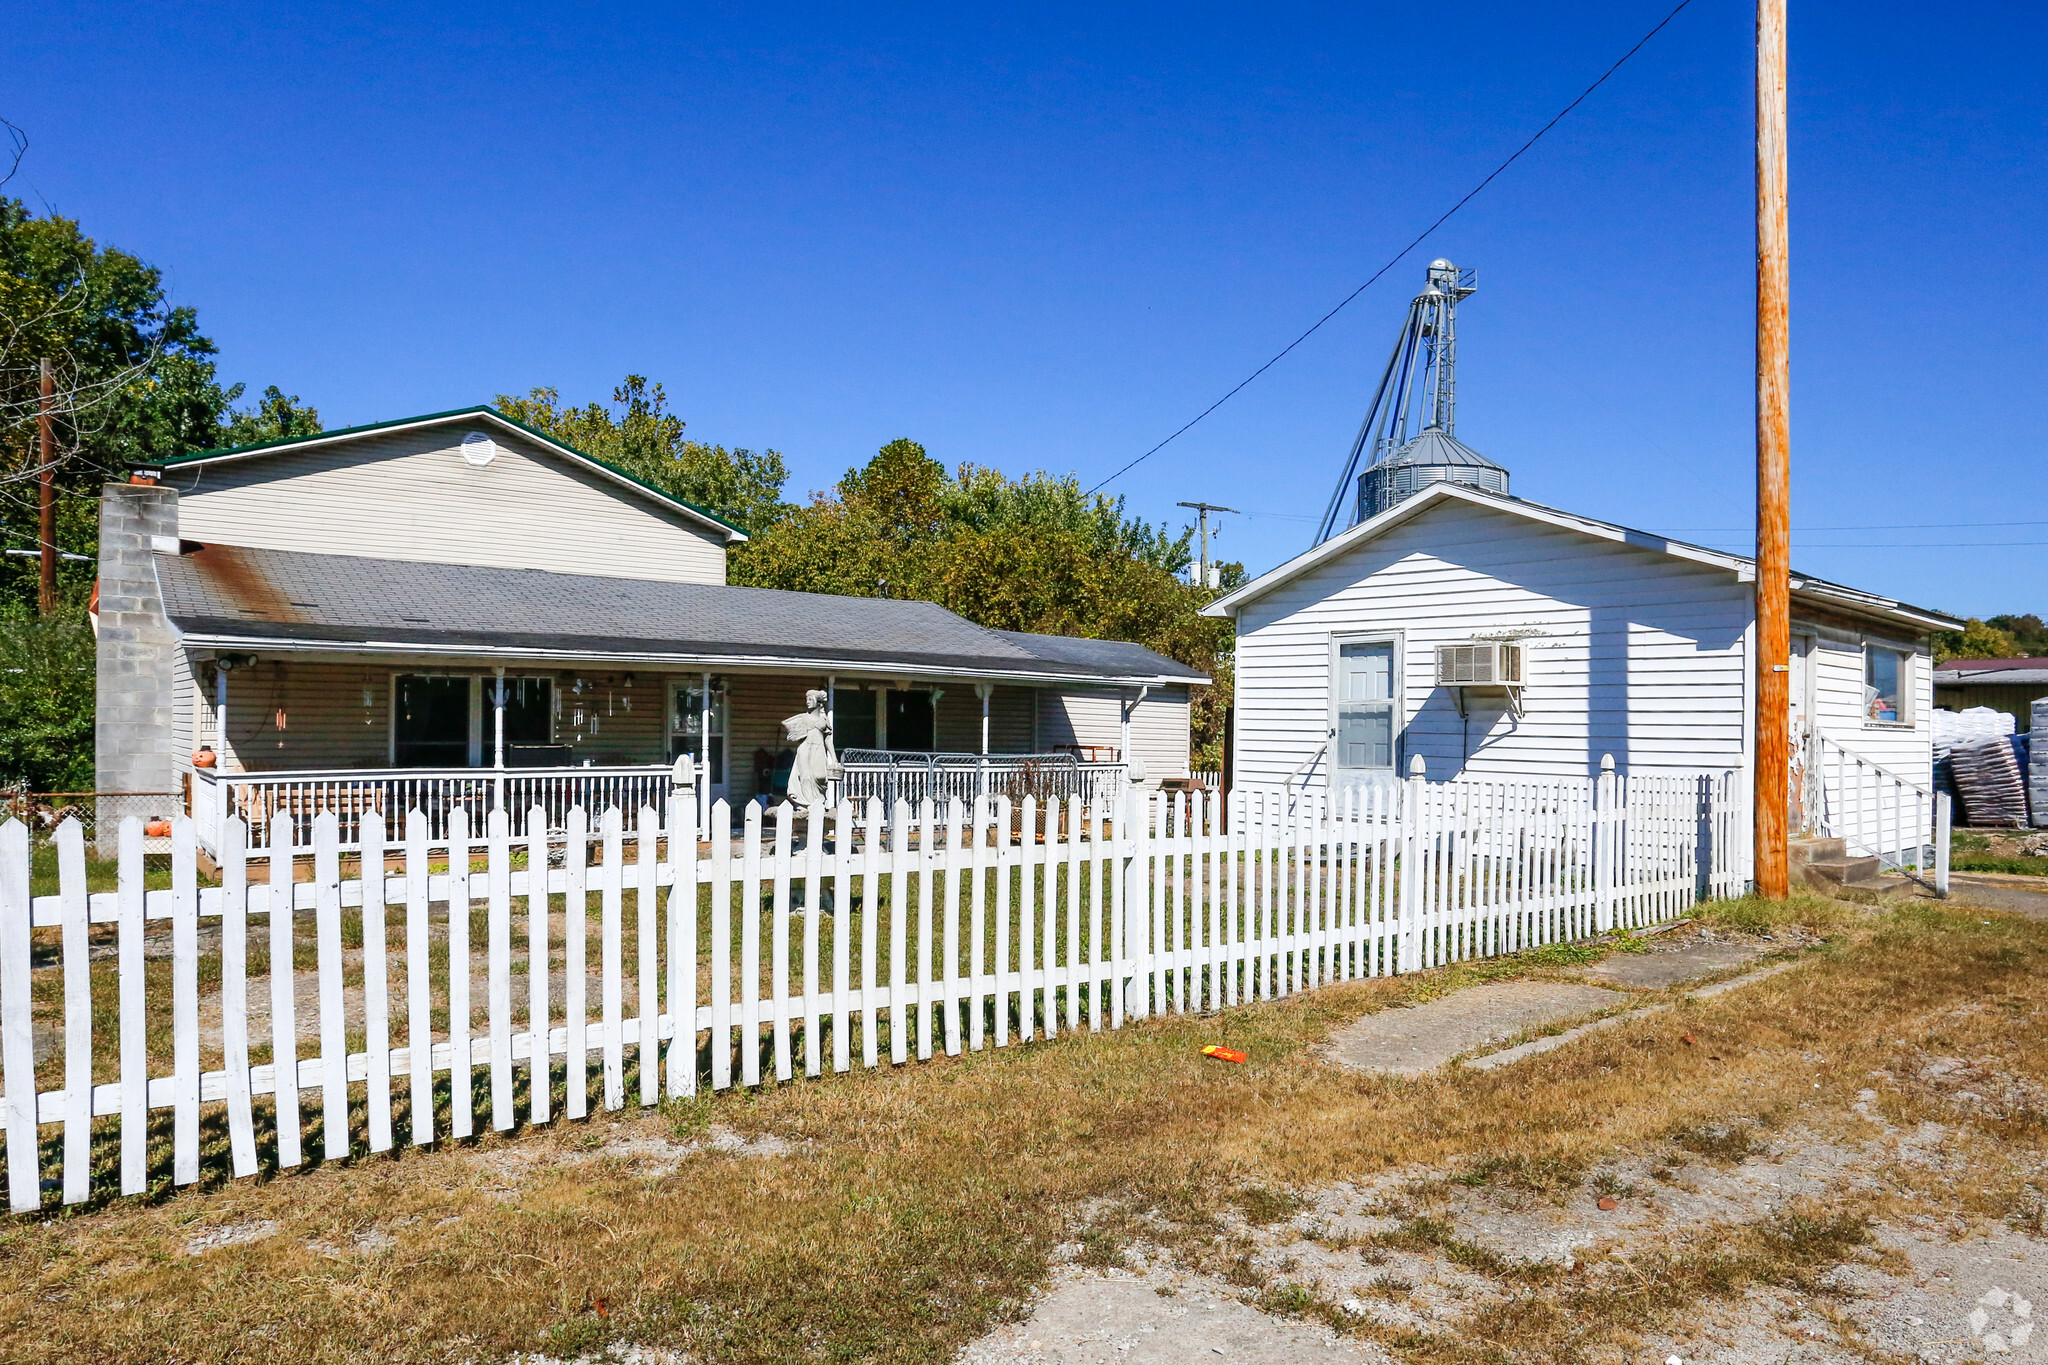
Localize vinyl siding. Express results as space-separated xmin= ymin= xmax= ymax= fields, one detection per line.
xmin=1801 ymin=620 xmax=1935 ymax=779
xmin=166 ymin=424 xmax=729 ymax=583
xmin=183 ymin=662 xmax=1066 ymax=802
xmin=1230 ymin=498 xmax=1755 ymax=792
xmin=1035 ymin=685 xmax=1191 ymax=784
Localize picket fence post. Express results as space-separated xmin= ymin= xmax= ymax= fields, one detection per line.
xmin=1595 ymin=754 xmax=1616 ymax=934
xmin=1398 ymin=757 xmax=1423 ymax=973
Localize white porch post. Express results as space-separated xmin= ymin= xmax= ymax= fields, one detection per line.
xmin=492 ymin=666 xmax=506 ymax=813
xmin=1119 ymin=685 xmax=1150 ymax=767
xmin=700 ymin=670 xmax=712 ymax=837
xmin=975 ymin=682 xmax=993 ymax=755
xmin=215 ymin=660 xmax=231 ymax=832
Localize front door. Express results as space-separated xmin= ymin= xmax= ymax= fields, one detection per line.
xmin=1334 ymin=640 xmax=1398 ymax=775
xmin=1789 ymin=633 xmax=1815 ymax=831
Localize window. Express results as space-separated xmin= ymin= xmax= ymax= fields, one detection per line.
xmin=1334 ymin=640 xmax=1398 ymax=770
xmin=395 ymin=675 xmax=473 ymax=768
xmin=498 ymin=676 xmax=554 ymax=747
xmin=1864 ymin=644 xmax=1910 ymax=724
xmin=835 ymin=690 xmax=878 ymax=750
xmin=886 ymin=690 xmax=936 ymax=752
xmin=670 ymin=679 xmax=728 ymax=786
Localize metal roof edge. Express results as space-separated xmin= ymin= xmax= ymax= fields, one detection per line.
xmin=141 ymin=407 xmax=750 ymax=543
xmin=172 ymin=630 xmax=1202 ymax=687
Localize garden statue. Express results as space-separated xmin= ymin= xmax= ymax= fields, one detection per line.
xmin=781 ymin=689 xmax=843 ymax=809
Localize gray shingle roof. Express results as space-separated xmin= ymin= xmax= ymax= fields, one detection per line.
xmin=994 ymin=630 xmax=1201 ymax=682
xmin=156 ymin=543 xmax=1207 ymax=684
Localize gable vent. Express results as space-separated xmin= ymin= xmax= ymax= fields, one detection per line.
xmin=460 ymin=431 xmax=497 ymax=467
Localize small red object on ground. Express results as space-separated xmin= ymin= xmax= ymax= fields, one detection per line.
xmin=1597 ymin=1196 xmax=1619 ymax=1211
xmin=1681 ymin=1033 xmax=1696 ymax=1046
xmin=1201 ymin=1045 xmax=1248 ymax=1064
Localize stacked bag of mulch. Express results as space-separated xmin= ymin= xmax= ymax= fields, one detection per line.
xmin=2033 ymin=699 xmax=2048 ymax=829
xmin=1951 ymin=735 xmax=2030 ymax=827
xmin=1932 ymin=706 xmax=2018 ymax=813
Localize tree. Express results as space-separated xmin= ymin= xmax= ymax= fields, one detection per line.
xmin=495 ymin=376 xmax=792 ymax=535
xmin=1931 ymin=618 xmax=2019 ymax=665
xmin=1986 ymin=613 xmax=2046 ymax=657
xmin=736 ymin=438 xmax=1235 ymax=765
xmin=0 ymin=595 xmax=94 ymax=790
xmin=0 ymin=197 xmax=318 ymax=781
xmin=221 ymin=385 xmax=321 ymax=447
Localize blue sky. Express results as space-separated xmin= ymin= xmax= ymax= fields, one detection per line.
xmin=11 ymin=1 xmax=2045 ymax=615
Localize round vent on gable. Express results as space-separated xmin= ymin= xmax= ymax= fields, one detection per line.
xmin=460 ymin=431 xmax=497 ymax=467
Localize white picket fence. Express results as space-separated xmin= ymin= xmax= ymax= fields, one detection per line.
xmin=0 ymin=762 xmax=1742 ymax=1211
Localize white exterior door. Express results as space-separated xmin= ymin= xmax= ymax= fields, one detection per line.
xmin=1334 ymin=640 xmax=1398 ymax=773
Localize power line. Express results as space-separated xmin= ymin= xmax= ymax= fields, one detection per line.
xmin=1654 ymin=519 xmax=2048 ymax=533
xmin=1086 ymin=0 xmax=1696 ymax=496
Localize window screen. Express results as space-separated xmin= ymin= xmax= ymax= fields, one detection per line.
xmin=395 ymin=675 xmax=472 ymax=768
xmin=887 ymin=690 xmax=936 ymax=752
xmin=835 ymin=691 xmax=878 ymax=750
xmin=1864 ymin=646 xmax=1908 ymax=724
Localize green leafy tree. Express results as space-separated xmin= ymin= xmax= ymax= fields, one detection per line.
xmin=221 ymin=385 xmax=321 ymax=447
xmin=1985 ymin=613 xmax=2046 ymax=656
xmin=495 ymin=376 xmax=791 ymax=535
xmin=737 ymin=438 xmax=1234 ymax=764
xmin=0 ymin=198 xmax=319 ymax=782
xmin=0 ymin=595 xmax=95 ymax=789
xmin=1931 ymin=617 xmax=2019 ymax=665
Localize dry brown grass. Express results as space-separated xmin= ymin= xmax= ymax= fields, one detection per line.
xmin=2 ymin=892 xmax=2044 ymax=1364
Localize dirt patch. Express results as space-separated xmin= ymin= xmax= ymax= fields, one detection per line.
xmin=182 ymin=1219 xmax=278 ymax=1255
xmin=1324 ymin=981 xmax=1628 ymax=1075
xmin=466 ymin=1118 xmax=793 ymax=1195
xmin=956 ymin=1266 xmax=1387 ymax=1364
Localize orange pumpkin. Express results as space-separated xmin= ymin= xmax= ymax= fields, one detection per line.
xmin=192 ymin=747 xmax=217 ymax=769
xmin=144 ymin=818 xmax=172 ymax=838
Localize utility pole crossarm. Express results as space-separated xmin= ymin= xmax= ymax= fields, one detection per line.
xmin=1177 ymin=501 xmax=1239 ymax=591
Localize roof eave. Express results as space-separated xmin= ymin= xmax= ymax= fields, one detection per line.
xmin=1201 ymin=483 xmax=1750 ymax=617
xmin=172 ymin=628 xmax=1206 ymax=688
xmin=1787 ymin=580 xmax=1962 ymax=633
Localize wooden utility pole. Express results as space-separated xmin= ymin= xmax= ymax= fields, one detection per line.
xmin=37 ymin=357 xmax=56 ymax=616
xmin=1754 ymin=0 xmax=1791 ymax=898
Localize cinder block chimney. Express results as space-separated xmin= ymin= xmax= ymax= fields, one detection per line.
xmin=95 ymin=483 xmax=181 ymax=839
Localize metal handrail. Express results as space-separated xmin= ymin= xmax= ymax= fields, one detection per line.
xmin=1801 ymin=727 xmax=1948 ymax=890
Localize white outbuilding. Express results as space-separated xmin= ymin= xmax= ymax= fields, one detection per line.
xmin=1202 ymin=483 xmax=1960 ymax=819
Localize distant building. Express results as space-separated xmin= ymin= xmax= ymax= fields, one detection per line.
xmin=1933 ymin=658 xmax=2048 ymax=732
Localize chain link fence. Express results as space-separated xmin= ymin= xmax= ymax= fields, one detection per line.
xmin=0 ymin=788 xmax=185 ymax=861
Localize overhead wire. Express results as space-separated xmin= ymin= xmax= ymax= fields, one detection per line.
xmin=1086 ymin=0 xmax=1697 ymax=496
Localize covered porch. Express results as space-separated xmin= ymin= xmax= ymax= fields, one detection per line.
xmin=184 ymin=653 xmax=1146 ymax=852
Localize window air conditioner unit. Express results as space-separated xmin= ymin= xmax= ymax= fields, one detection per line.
xmin=1434 ymin=641 xmax=1524 ymax=717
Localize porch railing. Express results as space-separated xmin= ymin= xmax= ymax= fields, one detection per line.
xmin=191 ymin=765 xmax=675 ymax=854
xmin=832 ymin=750 xmax=1126 ymax=812
xmin=1798 ymin=728 xmax=1950 ymax=893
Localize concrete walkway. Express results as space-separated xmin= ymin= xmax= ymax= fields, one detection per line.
xmin=1324 ymin=981 xmax=1629 ymax=1075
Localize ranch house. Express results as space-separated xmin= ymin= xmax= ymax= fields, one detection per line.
xmin=94 ymin=407 xmax=1204 ymax=852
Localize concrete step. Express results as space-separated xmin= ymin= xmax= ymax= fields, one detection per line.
xmin=1801 ymin=855 xmax=1882 ymax=889
xmin=1789 ymin=837 xmax=1847 ymax=865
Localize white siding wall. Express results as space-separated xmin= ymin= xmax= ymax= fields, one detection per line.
xmin=1035 ymin=685 xmax=1191 ymax=785
xmin=167 ymin=424 xmax=730 ymax=583
xmin=1230 ymin=499 xmax=1755 ymax=792
xmin=1800 ymin=616 xmax=1934 ymax=783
